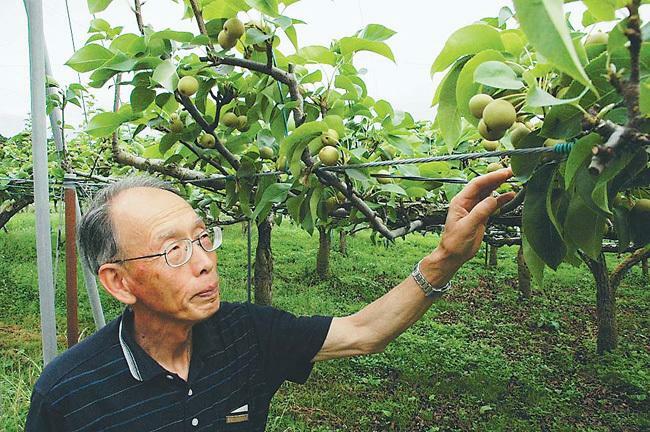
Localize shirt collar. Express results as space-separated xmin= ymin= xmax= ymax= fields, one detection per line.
xmin=118 ymin=307 xmax=220 ymax=382
xmin=118 ymin=308 xmax=167 ymax=382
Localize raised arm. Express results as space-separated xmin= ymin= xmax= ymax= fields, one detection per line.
xmin=313 ymin=168 xmax=515 ymax=362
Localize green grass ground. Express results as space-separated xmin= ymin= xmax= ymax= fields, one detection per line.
xmin=0 ymin=212 xmax=648 ymax=431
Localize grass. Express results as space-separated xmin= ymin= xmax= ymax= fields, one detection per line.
xmin=0 ymin=211 xmax=648 ymax=431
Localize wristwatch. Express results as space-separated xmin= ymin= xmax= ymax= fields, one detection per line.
xmin=411 ymin=259 xmax=452 ymax=297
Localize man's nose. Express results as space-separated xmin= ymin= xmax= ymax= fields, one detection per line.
xmin=191 ymin=244 xmax=216 ymax=275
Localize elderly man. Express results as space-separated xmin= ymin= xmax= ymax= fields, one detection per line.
xmin=26 ymin=169 xmax=513 ymax=431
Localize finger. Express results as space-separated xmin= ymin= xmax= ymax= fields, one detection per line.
xmin=496 ymin=191 xmax=516 ymax=208
xmin=465 ymin=195 xmax=499 ymax=225
xmin=459 ymin=168 xmax=513 ymax=204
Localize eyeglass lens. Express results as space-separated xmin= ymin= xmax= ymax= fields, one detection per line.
xmin=165 ymin=227 xmax=222 ymax=267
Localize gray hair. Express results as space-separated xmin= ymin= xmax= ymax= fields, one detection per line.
xmin=78 ymin=176 xmax=179 ymax=274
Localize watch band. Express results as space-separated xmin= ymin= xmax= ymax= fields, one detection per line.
xmin=411 ymin=259 xmax=452 ymax=297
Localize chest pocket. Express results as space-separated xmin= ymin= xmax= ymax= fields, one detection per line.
xmin=216 ymin=401 xmax=256 ymax=431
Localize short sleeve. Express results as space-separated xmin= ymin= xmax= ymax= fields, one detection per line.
xmin=246 ymin=303 xmax=332 ymax=390
xmin=25 ymin=389 xmax=64 ymax=432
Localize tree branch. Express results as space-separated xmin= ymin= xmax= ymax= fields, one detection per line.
xmin=133 ymin=0 xmax=145 ymax=34
xmin=175 ymin=93 xmax=241 ymax=170
xmin=110 ymin=75 xmax=225 ymax=190
xmin=610 ymin=245 xmax=650 ymax=292
xmin=588 ymin=0 xmax=645 ymax=174
xmin=0 ymin=195 xmax=33 ymax=231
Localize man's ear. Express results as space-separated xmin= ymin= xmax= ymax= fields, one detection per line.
xmin=98 ymin=264 xmax=136 ymax=305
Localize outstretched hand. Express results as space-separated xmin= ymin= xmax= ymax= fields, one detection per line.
xmin=436 ymin=168 xmax=515 ymax=268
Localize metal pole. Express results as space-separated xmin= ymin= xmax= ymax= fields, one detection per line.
xmin=75 ymin=193 xmax=106 ymax=329
xmin=64 ymin=175 xmax=78 ymax=347
xmin=25 ymin=0 xmax=58 ymax=365
xmin=247 ymin=219 xmax=252 ymax=303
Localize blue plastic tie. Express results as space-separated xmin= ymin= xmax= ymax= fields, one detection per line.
xmin=553 ymin=142 xmax=573 ymax=154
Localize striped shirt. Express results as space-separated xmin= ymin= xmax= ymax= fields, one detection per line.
xmin=26 ymin=302 xmax=332 ymax=431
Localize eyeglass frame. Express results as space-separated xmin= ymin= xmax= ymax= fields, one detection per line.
xmin=106 ymin=226 xmax=222 ymax=268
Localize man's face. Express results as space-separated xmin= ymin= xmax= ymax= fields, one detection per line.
xmin=109 ymin=187 xmax=220 ymax=323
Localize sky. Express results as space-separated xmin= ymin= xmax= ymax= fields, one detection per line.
xmin=1 ymin=0 xmax=639 ymax=137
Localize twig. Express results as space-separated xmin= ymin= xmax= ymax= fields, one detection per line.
xmin=133 ymin=0 xmax=145 ymax=34
xmin=175 ymin=93 xmax=241 ymax=170
xmin=610 ymin=245 xmax=650 ymax=292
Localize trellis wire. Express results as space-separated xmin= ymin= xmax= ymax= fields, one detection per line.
xmin=319 ymin=143 xmax=573 ymax=172
xmin=184 ymin=143 xmax=573 ymax=186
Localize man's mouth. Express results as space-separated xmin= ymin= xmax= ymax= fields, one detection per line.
xmin=196 ymin=283 xmax=219 ymax=299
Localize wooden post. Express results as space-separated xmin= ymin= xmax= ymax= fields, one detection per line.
xmin=64 ymin=176 xmax=78 ymax=347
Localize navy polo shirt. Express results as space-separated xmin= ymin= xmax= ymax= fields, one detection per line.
xmin=26 ymin=302 xmax=332 ymax=431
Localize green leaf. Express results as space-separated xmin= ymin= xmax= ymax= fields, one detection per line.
xmin=65 ymin=44 xmax=114 ymax=73
xmin=522 ymin=163 xmax=566 ymax=269
xmin=455 ymin=50 xmax=506 ymax=125
xmin=89 ymin=18 xmax=111 ymax=33
xmin=564 ymin=195 xmax=605 ymax=259
xmin=203 ymin=0 xmax=250 ymax=19
xmin=283 ymin=25 xmax=299 ymax=50
xmin=251 ymin=183 xmax=291 ymax=220
xmin=309 ymin=186 xmax=322 ymax=223
xmin=431 ymin=24 xmax=504 ymax=74
xmin=583 ymin=0 xmax=617 ymax=22
xmin=511 ymin=131 xmax=545 ymax=182
xmin=541 ymin=52 xmax=619 ymax=139
xmin=522 ymin=234 xmax=545 ymax=286
xmin=339 ymin=37 xmax=395 ymax=62
xmin=245 ymin=0 xmax=279 ymax=17
xmin=501 ymin=30 xmax=526 ymax=57
xmin=87 ymin=0 xmax=113 ymax=14
xmin=299 ymin=69 xmax=322 ymax=84
xmin=151 ymin=60 xmax=179 ymax=92
xmin=526 ymin=86 xmax=584 ymax=107
xmin=150 ymin=29 xmax=195 ymax=43
xmin=358 ymin=24 xmax=396 ymax=42
xmin=437 ymin=59 xmax=467 ymax=153
xmin=130 ymin=86 xmax=156 ymax=112
xmin=159 ymin=133 xmax=179 ymax=156
xmin=280 ymin=121 xmax=328 ymax=175
xmin=246 ymin=28 xmax=272 ymax=45
xmin=612 ymin=206 xmax=631 ymax=251
xmin=473 ymin=61 xmax=524 ymax=90
xmin=380 ymin=184 xmax=407 ymax=196
xmin=592 ymin=149 xmax=639 ymax=215
xmin=291 ymin=46 xmax=336 ymax=65
xmin=564 ymin=133 xmax=600 ymax=189
xmin=87 ymin=111 xmax=125 ymax=137
xmin=512 ymin=0 xmax=595 ymax=93
xmin=641 ymin=77 xmax=650 ymax=115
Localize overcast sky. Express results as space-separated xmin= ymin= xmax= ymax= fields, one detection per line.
xmin=1 ymin=0 xmax=638 ymax=137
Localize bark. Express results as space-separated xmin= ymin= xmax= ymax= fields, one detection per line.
xmin=339 ymin=230 xmax=347 ymax=255
xmin=0 ymin=195 xmax=33 ymax=230
xmin=642 ymin=258 xmax=648 ymax=278
xmin=516 ymin=245 xmax=531 ymax=299
xmin=254 ymin=215 xmax=273 ymax=306
xmin=488 ymin=245 xmax=498 ymax=267
xmin=580 ymin=252 xmax=618 ymax=354
xmin=317 ymin=227 xmax=331 ymax=280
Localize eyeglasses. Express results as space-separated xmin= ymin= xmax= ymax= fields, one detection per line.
xmin=109 ymin=226 xmax=222 ymax=268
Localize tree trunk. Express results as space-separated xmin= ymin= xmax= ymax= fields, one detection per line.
xmin=516 ymin=245 xmax=531 ymax=299
xmin=488 ymin=245 xmax=498 ymax=267
xmin=581 ymin=252 xmax=618 ymax=354
xmin=253 ymin=215 xmax=273 ymax=306
xmin=339 ymin=230 xmax=347 ymax=255
xmin=0 ymin=195 xmax=33 ymax=230
xmin=317 ymin=227 xmax=330 ymax=280
xmin=642 ymin=258 xmax=648 ymax=278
